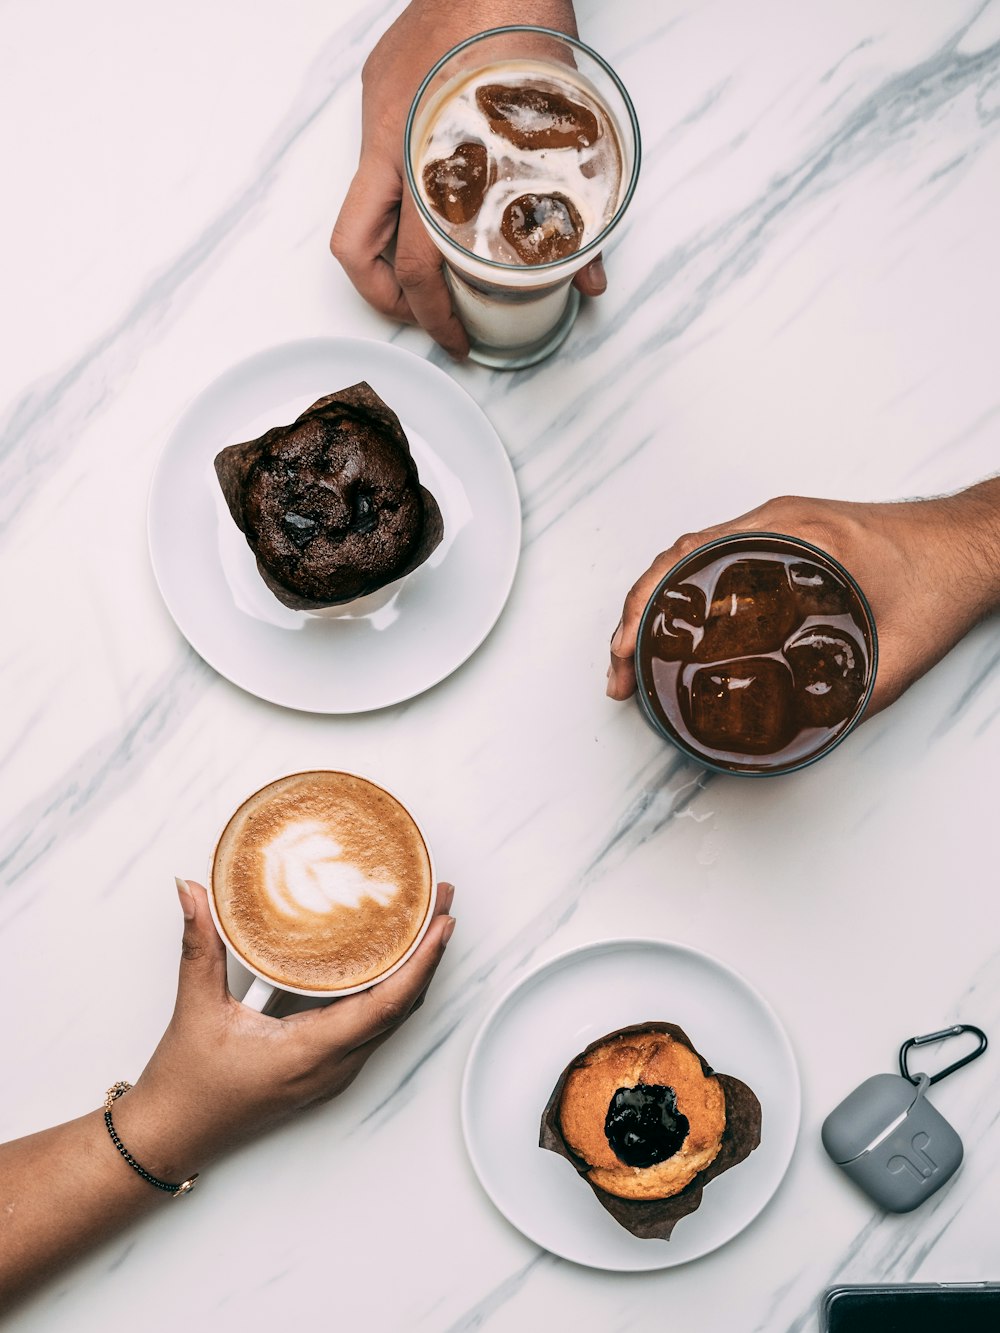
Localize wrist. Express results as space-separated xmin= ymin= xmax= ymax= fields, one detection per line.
xmin=923 ymin=480 xmax=1000 ymax=624
xmin=109 ymin=1082 xmax=205 ymax=1184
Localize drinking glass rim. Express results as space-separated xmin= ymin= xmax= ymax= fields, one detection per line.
xmin=633 ymin=531 xmax=880 ymax=778
xmin=403 ymin=24 xmax=642 ymax=275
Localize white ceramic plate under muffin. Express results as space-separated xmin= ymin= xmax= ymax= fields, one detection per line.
xmin=148 ymin=337 xmax=520 ymax=712
xmin=462 ymin=939 xmax=800 ymax=1272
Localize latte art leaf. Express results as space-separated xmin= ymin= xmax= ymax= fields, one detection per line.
xmin=263 ymin=822 xmax=399 ymax=916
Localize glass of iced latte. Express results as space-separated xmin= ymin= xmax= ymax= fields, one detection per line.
xmin=405 ymin=26 xmax=640 ymax=369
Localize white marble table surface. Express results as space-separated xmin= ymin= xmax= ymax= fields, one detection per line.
xmin=2 ymin=1 xmax=1000 ymax=1328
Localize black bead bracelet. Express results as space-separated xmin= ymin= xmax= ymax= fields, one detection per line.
xmin=103 ymin=1082 xmax=198 ymax=1198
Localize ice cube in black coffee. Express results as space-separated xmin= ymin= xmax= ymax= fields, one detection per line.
xmin=684 ymin=658 xmax=796 ymax=755
xmin=475 ymin=83 xmax=600 ymax=150
xmin=422 ymin=142 xmax=490 ymax=224
xmin=648 ymin=583 xmax=706 ymax=661
xmin=788 ymin=561 xmax=852 ymax=617
xmin=698 ymin=559 xmax=799 ymax=660
xmin=786 ymin=626 xmax=866 ymax=728
xmin=501 ymin=192 xmax=584 ymax=264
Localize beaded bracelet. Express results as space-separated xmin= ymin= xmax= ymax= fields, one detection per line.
xmin=104 ymin=1082 xmax=198 ymax=1198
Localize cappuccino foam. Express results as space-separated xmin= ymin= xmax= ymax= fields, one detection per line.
xmin=212 ymin=772 xmax=433 ymax=991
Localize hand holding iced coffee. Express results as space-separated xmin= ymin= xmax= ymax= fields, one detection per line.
xmin=405 ymin=25 xmax=639 ymax=367
xmin=330 ymin=0 xmax=598 ymax=360
xmin=607 ymin=480 xmax=1000 ymax=729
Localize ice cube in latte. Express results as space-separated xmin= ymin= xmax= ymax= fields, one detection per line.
xmin=475 ymin=83 xmax=600 ymax=149
xmin=422 ymin=141 xmax=491 ymax=224
xmin=501 ymin=192 xmax=584 ymax=263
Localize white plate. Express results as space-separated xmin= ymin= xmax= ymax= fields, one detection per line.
xmin=461 ymin=939 xmax=800 ymax=1271
xmin=148 ymin=338 xmax=520 ymax=712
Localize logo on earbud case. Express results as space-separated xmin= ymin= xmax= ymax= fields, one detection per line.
xmin=886 ymin=1132 xmax=937 ymax=1182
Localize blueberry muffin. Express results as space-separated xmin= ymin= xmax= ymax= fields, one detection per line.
xmin=558 ymin=1026 xmax=727 ymax=1200
xmin=540 ymin=1022 xmax=762 ymax=1239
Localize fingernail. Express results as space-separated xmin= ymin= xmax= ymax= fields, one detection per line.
xmin=175 ymin=876 xmax=195 ymax=921
xmin=442 ymin=916 xmax=457 ymax=945
xmin=589 ymin=257 xmax=607 ymax=293
xmin=610 ymin=620 xmax=624 ymax=654
xmin=442 ymin=883 xmax=456 ymax=912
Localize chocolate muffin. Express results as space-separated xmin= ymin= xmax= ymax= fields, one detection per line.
xmin=214 ymin=382 xmax=443 ymax=610
xmin=540 ymin=1023 xmax=762 ymax=1240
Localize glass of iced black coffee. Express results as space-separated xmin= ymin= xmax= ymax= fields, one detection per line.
xmin=635 ymin=534 xmax=878 ymax=775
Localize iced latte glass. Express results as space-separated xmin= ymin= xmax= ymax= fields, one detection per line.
xmin=405 ymin=26 xmax=640 ymax=369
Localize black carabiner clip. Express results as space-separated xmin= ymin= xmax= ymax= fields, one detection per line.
xmin=899 ymin=1024 xmax=988 ymax=1087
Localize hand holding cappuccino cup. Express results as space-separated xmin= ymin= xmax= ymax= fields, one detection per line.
xmin=208 ymin=771 xmax=438 ymax=1009
xmin=103 ymin=779 xmax=453 ymax=1194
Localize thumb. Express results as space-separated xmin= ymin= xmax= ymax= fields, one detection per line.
xmin=573 ymin=254 xmax=607 ymax=297
xmin=607 ymin=546 xmax=689 ymax=700
xmin=174 ymin=878 xmax=229 ymax=1008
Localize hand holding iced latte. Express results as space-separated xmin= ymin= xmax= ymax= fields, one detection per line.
xmin=405 ymin=26 xmax=639 ymax=367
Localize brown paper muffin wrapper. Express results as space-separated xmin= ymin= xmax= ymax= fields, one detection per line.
xmin=215 ymin=382 xmax=444 ymax=610
xmin=539 ymin=1022 xmax=763 ymax=1240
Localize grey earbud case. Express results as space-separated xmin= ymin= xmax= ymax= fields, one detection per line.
xmin=821 ymin=1073 xmax=962 ymax=1212
xmin=821 ymin=1024 xmax=986 ymax=1213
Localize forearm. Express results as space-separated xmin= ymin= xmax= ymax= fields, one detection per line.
xmin=884 ymin=475 xmax=1000 ymax=669
xmin=0 ymin=1109 xmax=163 ymax=1312
xmin=0 ymin=876 xmax=454 ymax=1313
xmin=607 ymin=474 xmax=1000 ymax=708
xmin=829 ymin=476 xmax=1000 ymax=710
xmin=933 ymin=476 xmax=1000 ymax=624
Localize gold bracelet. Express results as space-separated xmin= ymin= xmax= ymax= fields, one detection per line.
xmin=104 ymin=1082 xmax=198 ymax=1197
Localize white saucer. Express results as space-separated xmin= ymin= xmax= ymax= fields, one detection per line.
xmin=148 ymin=338 xmax=520 ymax=712
xmin=461 ymin=939 xmax=800 ymax=1272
